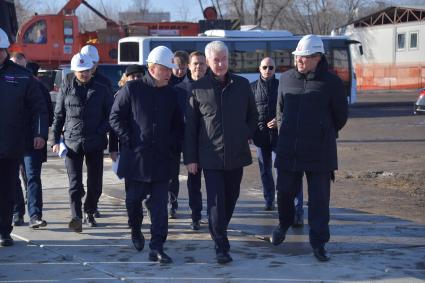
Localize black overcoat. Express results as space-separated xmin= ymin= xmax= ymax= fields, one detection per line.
xmin=109 ymin=73 xmax=184 ymax=182
xmin=275 ymin=58 xmax=348 ymax=172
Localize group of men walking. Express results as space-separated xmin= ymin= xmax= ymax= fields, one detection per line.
xmin=0 ymin=26 xmax=347 ymax=265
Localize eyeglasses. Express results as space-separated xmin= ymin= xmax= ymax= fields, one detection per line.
xmin=261 ymin=65 xmax=274 ymax=70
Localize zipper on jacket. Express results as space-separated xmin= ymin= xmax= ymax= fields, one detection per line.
xmin=37 ymin=114 xmax=41 ymax=135
xmin=292 ymin=78 xmax=307 ymax=170
xmin=220 ymin=79 xmax=233 ymax=169
xmin=220 ymin=86 xmax=226 ymax=169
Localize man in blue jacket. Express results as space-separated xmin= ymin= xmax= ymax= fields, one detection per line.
xmin=109 ymin=46 xmax=183 ymax=264
xmin=251 ymin=57 xmax=304 ymax=222
xmin=10 ymin=53 xmax=53 ymax=229
xmin=0 ymin=28 xmax=48 ymax=247
xmin=271 ymin=35 xmax=348 ymax=262
xmin=174 ymin=51 xmax=208 ymax=230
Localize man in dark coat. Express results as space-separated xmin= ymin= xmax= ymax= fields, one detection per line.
xmin=270 ymin=35 xmax=348 ymax=262
xmin=184 ymin=41 xmax=258 ymax=264
xmin=63 ymin=45 xmax=115 ymax=219
xmin=167 ymin=50 xmax=190 ymax=219
xmin=0 ymin=27 xmax=48 ymax=247
xmin=52 ymin=53 xmax=114 ymax=232
xmin=174 ymin=51 xmax=208 ymax=230
xmin=10 ymin=54 xmax=53 ymax=229
xmin=109 ymin=46 xmax=183 ymax=264
xmin=80 ymin=45 xmax=114 ymax=218
xmin=251 ymin=57 xmax=304 ymax=220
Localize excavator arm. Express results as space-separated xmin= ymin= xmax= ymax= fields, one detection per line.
xmin=58 ymin=0 xmax=119 ymax=27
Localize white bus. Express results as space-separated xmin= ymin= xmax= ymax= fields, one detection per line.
xmin=118 ymin=29 xmax=361 ymax=103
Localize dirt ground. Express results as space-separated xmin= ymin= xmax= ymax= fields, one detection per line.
xmin=330 ymin=94 xmax=424 ymax=224
xmin=243 ymin=92 xmax=425 ymax=224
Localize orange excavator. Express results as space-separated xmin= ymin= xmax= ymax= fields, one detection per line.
xmin=8 ymin=0 xmax=200 ymax=68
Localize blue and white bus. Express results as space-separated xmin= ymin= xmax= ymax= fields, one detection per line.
xmin=118 ymin=29 xmax=360 ymax=103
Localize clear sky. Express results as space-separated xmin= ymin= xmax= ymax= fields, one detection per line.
xmin=38 ymin=0 xmax=207 ymax=22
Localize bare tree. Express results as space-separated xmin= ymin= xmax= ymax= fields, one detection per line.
xmin=262 ymin=0 xmax=292 ymax=29
xmin=226 ymin=0 xmax=246 ymax=25
xmin=15 ymin=0 xmax=60 ymax=26
xmin=176 ymin=0 xmax=190 ymax=21
xmin=219 ymin=0 xmax=390 ymax=34
xmin=253 ymin=0 xmax=264 ymax=26
xmin=131 ymin=0 xmax=150 ymax=18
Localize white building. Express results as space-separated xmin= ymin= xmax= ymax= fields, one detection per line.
xmin=334 ymin=6 xmax=425 ymax=90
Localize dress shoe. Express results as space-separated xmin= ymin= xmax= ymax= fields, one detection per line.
xmin=292 ymin=213 xmax=304 ymax=228
xmin=264 ymin=204 xmax=275 ymax=211
xmin=169 ymin=208 xmax=177 ymax=219
xmin=131 ymin=229 xmax=145 ymax=251
xmin=29 ymin=216 xmax=47 ymax=229
xmin=313 ymin=246 xmax=331 ymax=262
xmin=0 ymin=235 xmax=14 ymax=247
xmin=69 ymin=217 xmax=82 ymax=233
xmin=190 ymin=220 xmax=201 ymax=231
xmin=84 ymin=213 xmax=97 ymax=227
xmin=270 ymin=225 xmax=286 ymax=245
xmin=149 ymin=249 xmax=173 ymax=264
xmin=94 ymin=209 xmax=101 ymax=218
xmin=13 ymin=214 xmax=24 ymax=226
xmin=216 ymin=252 xmax=233 ymax=264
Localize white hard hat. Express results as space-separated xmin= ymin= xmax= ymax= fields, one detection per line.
xmin=70 ymin=53 xmax=94 ymax=72
xmin=292 ymin=34 xmax=324 ymax=56
xmin=81 ymin=45 xmax=99 ymax=63
xmin=0 ymin=28 xmax=10 ymax=48
xmin=146 ymin=46 xmax=176 ymax=69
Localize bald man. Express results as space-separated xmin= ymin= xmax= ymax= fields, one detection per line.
xmin=250 ymin=57 xmax=304 ymax=221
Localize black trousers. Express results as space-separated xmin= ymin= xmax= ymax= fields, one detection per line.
xmin=168 ymin=154 xmax=180 ymax=210
xmin=276 ymin=170 xmax=331 ymax=249
xmin=126 ymin=179 xmax=168 ymax=251
xmin=187 ymin=168 xmax=203 ymax=221
xmin=0 ymin=158 xmax=19 ymax=237
xmin=65 ymin=149 xmax=104 ymax=219
xmin=204 ymin=167 xmax=243 ymax=253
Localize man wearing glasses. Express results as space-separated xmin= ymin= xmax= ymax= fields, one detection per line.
xmin=251 ymin=58 xmax=304 ymax=222
xmin=270 ymin=35 xmax=348 ymax=262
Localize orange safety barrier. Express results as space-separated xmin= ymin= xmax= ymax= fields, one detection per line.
xmin=355 ymin=63 xmax=425 ymax=90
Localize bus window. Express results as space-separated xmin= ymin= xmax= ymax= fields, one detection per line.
xmin=150 ymin=41 xmax=172 ymax=50
xmin=23 ymin=20 xmax=47 ymax=44
xmin=231 ymin=41 xmax=267 ymax=73
xmin=150 ymin=41 xmax=198 ymax=54
xmin=330 ymin=49 xmax=350 ymax=83
xmin=120 ymin=42 xmax=140 ymax=62
xmin=195 ymin=42 xmax=208 ymax=54
xmin=270 ymin=41 xmax=295 ymax=73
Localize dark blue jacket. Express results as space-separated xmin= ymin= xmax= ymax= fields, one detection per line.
xmin=109 ymin=72 xmax=184 ymax=182
xmin=0 ymin=59 xmax=48 ymax=158
xmin=250 ymin=75 xmax=279 ymax=148
xmin=52 ymin=76 xmax=113 ymax=153
xmin=275 ymin=57 xmax=348 ymax=172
